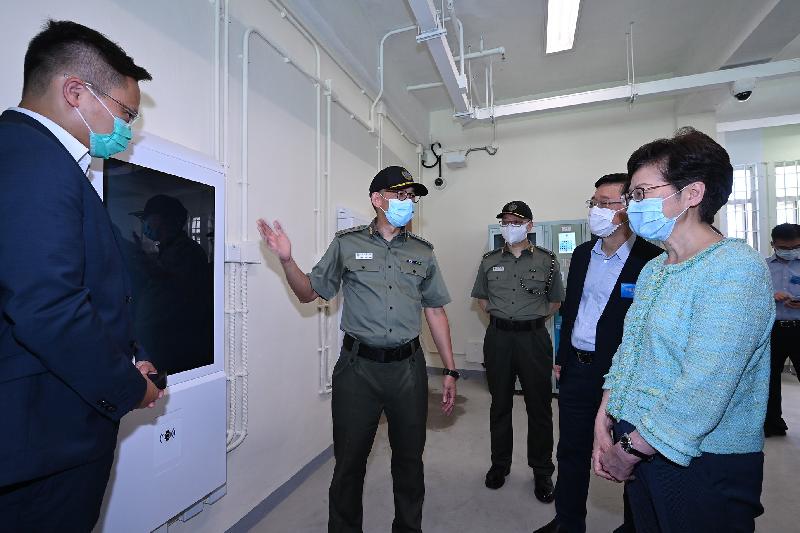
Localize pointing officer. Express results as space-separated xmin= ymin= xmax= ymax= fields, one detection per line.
xmin=257 ymin=166 xmax=458 ymax=533
xmin=471 ymin=201 xmax=564 ymax=503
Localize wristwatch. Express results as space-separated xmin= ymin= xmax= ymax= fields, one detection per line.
xmin=442 ymin=368 xmax=460 ymax=380
xmin=619 ymin=433 xmax=655 ymax=461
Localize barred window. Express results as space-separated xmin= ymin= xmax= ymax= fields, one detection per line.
xmin=775 ymin=160 xmax=800 ymax=225
xmin=724 ymin=164 xmax=760 ymax=251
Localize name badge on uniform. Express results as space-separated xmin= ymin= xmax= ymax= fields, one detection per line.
xmin=790 ymin=275 xmax=800 ymax=285
xmin=355 ymin=253 xmax=373 ymax=260
xmin=620 ymin=283 xmax=636 ymax=299
xmin=492 ymin=266 xmax=505 ymax=272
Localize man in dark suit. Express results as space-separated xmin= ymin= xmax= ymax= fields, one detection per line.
xmin=533 ymin=174 xmax=662 ymax=533
xmin=0 ymin=20 xmax=163 ymax=532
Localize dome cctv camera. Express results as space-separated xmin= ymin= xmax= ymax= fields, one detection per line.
xmin=433 ymin=177 xmax=446 ymax=190
xmin=731 ymin=78 xmax=756 ymax=102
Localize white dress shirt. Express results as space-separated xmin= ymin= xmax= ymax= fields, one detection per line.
xmin=8 ymin=106 xmax=91 ymax=174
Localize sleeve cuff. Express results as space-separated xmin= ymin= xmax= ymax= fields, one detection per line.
xmin=422 ymin=298 xmax=451 ymax=308
xmin=308 ymin=274 xmax=333 ymax=301
xmin=638 ymin=415 xmax=697 ymax=466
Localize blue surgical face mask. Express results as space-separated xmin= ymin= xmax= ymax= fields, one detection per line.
xmin=380 ymin=195 xmax=414 ymax=228
xmin=142 ymin=221 xmax=158 ymax=242
xmin=74 ymin=87 xmax=132 ymax=159
xmin=775 ymin=248 xmax=800 ymax=261
xmin=627 ymin=187 xmax=689 ymax=241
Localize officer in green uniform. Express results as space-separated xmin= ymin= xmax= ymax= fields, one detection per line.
xmin=471 ymin=200 xmax=564 ymax=503
xmin=257 ymin=166 xmax=458 ymax=533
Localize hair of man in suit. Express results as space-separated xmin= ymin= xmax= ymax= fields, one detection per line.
xmin=594 ymin=173 xmax=629 ymax=189
xmin=771 ymin=223 xmax=800 ymax=242
xmin=23 ymin=19 xmax=152 ymax=98
xmin=627 ymin=127 xmax=733 ymax=225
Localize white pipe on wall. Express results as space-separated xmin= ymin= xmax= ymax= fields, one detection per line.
xmin=370 ymin=24 xmax=418 ymax=132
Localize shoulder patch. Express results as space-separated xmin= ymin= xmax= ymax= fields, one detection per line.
xmin=483 ymin=248 xmax=502 ymax=259
xmin=335 ymin=224 xmax=368 ymax=238
xmin=534 ymin=245 xmax=556 ymax=258
xmin=408 ymin=232 xmax=433 ymax=249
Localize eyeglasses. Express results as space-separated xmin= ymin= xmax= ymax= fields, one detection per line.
xmin=625 ymin=183 xmax=674 ymax=204
xmin=499 ymin=221 xmax=529 ymax=228
xmin=586 ymin=198 xmax=626 ymax=209
xmin=66 ymin=75 xmax=140 ymax=125
xmin=381 ymin=191 xmax=419 ymax=203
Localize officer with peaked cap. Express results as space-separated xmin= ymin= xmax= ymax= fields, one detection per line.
xmin=472 ymin=200 xmax=564 ymax=503
xmin=257 ymin=166 xmax=458 ymax=533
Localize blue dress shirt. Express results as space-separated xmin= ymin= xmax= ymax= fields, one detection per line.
xmin=767 ymin=254 xmax=800 ymax=321
xmin=571 ymin=233 xmax=636 ymax=351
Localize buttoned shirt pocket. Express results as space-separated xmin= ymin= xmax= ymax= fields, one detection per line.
xmin=344 ymin=258 xmax=382 ymax=275
xmin=487 ymin=268 xmax=509 ymax=283
xmin=520 ymin=269 xmax=547 ymax=294
xmin=398 ymin=260 xmax=427 ymax=299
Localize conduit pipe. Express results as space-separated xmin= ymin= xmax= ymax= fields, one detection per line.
xmin=453 ymin=46 xmax=505 ymax=62
xmin=370 ymin=24 xmax=418 ymax=132
xmin=262 ymin=1 xmax=330 ymax=395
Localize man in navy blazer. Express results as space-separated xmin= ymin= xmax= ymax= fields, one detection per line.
xmin=534 ymin=174 xmax=662 ymax=533
xmin=0 ymin=20 xmax=163 ymax=531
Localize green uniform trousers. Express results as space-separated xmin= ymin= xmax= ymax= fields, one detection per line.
xmin=483 ymin=323 xmax=555 ymax=476
xmin=328 ymin=341 xmax=428 ymax=533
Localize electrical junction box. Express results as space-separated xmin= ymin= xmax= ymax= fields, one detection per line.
xmin=444 ymin=151 xmax=467 ymax=168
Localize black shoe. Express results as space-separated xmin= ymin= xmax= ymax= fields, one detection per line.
xmin=485 ymin=464 xmax=510 ymax=489
xmin=532 ymin=517 xmax=560 ymax=533
xmin=534 ymin=474 xmax=555 ymax=503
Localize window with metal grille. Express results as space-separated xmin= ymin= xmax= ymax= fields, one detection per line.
xmin=775 ymin=160 xmax=800 ymax=225
xmin=191 ymin=216 xmax=201 ymax=244
xmin=724 ymin=163 xmax=760 ymax=251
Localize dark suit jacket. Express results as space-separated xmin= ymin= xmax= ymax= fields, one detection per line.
xmin=557 ymin=236 xmax=663 ymax=372
xmin=0 ymin=110 xmax=145 ymax=486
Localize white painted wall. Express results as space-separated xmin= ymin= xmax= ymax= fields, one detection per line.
xmin=418 ymin=101 xmax=717 ymax=369
xmin=1 ymin=2 xmax=416 ymax=532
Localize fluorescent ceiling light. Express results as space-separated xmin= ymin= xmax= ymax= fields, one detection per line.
xmin=546 ymin=0 xmax=581 ymax=54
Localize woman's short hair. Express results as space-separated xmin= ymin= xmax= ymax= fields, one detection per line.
xmin=627 ymin=127 xmax=733 ymax=224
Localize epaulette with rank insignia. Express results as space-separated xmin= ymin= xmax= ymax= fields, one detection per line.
xmin=483 ymin=248 xmax=502 ymax=259
xmin=335 ymin=224 xmax=368 ymax=238
xmin=408 ymin=232 xmax=433 ymax=249
xmin=534 ymin=245 xmax=556 ymax=258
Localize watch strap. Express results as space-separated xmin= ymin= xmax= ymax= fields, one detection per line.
xmin=442 ymin=368 xmax=460 ymax=380
xmin=620 ymin=433 xmax=654 ymax=461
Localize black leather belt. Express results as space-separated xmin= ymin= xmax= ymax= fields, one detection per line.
xmin=343 ymin=334 xmax=420 ymax=363
xmin=776 ymin=320 xmax=800 ymax=328
xmin=490 ymin=316 xmax=546 ymax=331
xmin=572 ymin=346 xmax=594 ymax=364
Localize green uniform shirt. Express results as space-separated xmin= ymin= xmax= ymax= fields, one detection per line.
xmin=309 ymin=220 xmax=451 ymax=348
xmin=471 ymin=244 xmax=565 ymax=320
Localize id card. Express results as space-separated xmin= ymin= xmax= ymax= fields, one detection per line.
xmin=620 ymin=283 xmax=636 ymax=299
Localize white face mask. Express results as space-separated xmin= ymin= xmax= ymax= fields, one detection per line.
xmin=588 ymin=206 xmax=624 ymax=238
xmin=501 ymin=224 xmax=529 ymax=245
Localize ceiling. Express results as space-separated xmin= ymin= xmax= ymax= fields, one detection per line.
xmin=285 ymin=0 xmax=800 ymax=141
